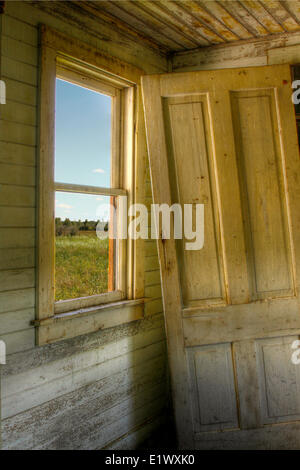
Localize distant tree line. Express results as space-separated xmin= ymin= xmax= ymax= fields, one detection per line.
xmin=55 ymin=218 xmax=108 ymax=236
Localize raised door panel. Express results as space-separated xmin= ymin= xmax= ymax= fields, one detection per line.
xmin=163 ymin=95 xmax=225 ymax=306
xmin=187 ymin=343 xmax=238 ymax=432
xmin=256 ymin=336 xmax=300 ymax=424
xmin=231 ymin=90 xmax=294 ymax=300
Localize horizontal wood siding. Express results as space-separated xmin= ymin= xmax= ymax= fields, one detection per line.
xmin=2 ymin=314 xmax=167 ymax=449
xmin=0 ymin=3 xmax=37 ymax=355
xmin=0 ymin=1 xmax=166 ymax=449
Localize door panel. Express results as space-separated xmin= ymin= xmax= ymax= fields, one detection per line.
xmin=164 ymin=95 xmax=225 ymax=305
xmin=256 ymin=335 xmax=300 ymax=424
xmin=231 ymin=90 xmax=294 ymax=299
xmin=187 ymin=343 xmax=238 ymax=432
xmin=142 ymin=64 xmax=300 ymax=449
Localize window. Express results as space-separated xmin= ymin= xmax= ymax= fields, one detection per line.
xmin=54 ymin=71 xmax=126 ymax=311
xmin=36 ymin=26 xmax=146 ymax=345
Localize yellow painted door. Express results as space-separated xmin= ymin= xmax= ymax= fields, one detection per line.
xmin=142 ymin=65 xmax=300 ymax=449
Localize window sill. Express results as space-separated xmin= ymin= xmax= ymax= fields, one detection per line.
xmin=54 ymin=291 xmax=126 ymax=315
xmin=33 ymin=298 xmax=145 ymax=345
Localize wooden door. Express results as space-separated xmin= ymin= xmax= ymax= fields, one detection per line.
xmin=142 ymin=65 xmax=300 ymax=449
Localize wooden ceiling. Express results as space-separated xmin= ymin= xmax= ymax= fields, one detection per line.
xmin=75 ymin=1 xmax=300 ymax=53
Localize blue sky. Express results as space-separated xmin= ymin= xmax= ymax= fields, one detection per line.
xmin=55 ymin=78 xmax=111 ymax=221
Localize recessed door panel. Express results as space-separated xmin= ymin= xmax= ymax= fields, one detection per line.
xmin=231 ymin=90 xmax=294 ymax=299
xmin=187 ymin=343 xmax=238 ymax=432
xmin=164 ymin=95 xmax=225 ymax=306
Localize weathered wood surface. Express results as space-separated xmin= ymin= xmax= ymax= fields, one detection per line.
xmin=142 ymin=64 xmax=300 ymax=449
xmin=37 ymin=302 xmax=144 ymax=345
xmin=58 ymin=0 xmax=300 ymax=54
xmin=194 ymin=421 xmax=300 ymax=450
xmin=104 ymin=415 xmax=166 ymax=450
xmin=0 ymin=0 xmax=165 ymax=450
xmin=0 ymin=3 xmax=38 ymax=357
xmin=11 ymin=1 xmax=167 ymax=73
xmin=173 ymin=30 xmax=300 ymax=71
xmin=142 ymin=74 xmax=195 ymax=448
xmin=2 ymin=312 xmax=165 ymax=378
xmin=0 ymin=0 xmax=163 ymax=346
xmin=2 ymin=313 xmax=167 ymax=449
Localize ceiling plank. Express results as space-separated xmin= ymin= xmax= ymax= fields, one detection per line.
xmin=70 ymin=0 xmax=170 ymax=53
xmin=260 ymin=0 xmax=300 ymax=32
xmin=200 ymin=1 xmax=253 ymax=40
xmin=157 ymin=0 xmax=226 ymax=44
xmin=188 ymin=0 xmax=240 ymax=41
xmin=242 ymin=0 xmax=284 ymax=34
xmin=222 ymin=1 xmax=270 ymax=36
xmin=91 ymin=0 xmax=183 ymax=51
xmin=284 ymin=1 xmax=300 ymax=26
xmin=30 ymin=0 xmax=300 ymax=56
xmin=133 ymin=0 xmax=210 ymax=47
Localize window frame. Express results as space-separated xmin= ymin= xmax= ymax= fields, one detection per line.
xmin=54 ymin=66 xmax=126 ymax=312
xmin=36 ymin=25 xmax=146 ymax=345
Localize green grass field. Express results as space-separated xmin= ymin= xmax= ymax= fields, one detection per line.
xmin=55 ymin=233 xmax=109 ymax=301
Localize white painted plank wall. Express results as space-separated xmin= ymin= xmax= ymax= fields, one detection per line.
xmin=0 ymin=5 xmax=37 ymax=353
xmin=2 ymin=314 xmax=168 ymax=450
xmin=0 ymin=1 xmax=167 ymax=449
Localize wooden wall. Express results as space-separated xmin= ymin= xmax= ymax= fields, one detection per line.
xmin=0 ymin=1 xmax=167 ymax=449
xmin=172 ymin=30 xmax=300 ymax=72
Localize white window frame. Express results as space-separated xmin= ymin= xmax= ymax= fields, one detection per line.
xmin=35 ymin=26 xmax=146 ymax=345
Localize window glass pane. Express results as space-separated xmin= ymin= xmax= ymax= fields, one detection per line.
xmin=55 ymin=192 xmax=115 ymax=301
xmin=55 ymin=78 xmax=111 ymax=187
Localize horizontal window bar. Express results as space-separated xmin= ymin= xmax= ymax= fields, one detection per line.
xmin=54 ymin=182 xmax=126 ymax=196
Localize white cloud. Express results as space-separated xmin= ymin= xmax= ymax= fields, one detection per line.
xmin=96 ymin=202 xmax=110 ymax=221
xmin=92 ymin=168 xmax=105 ymax=174
xmin=56 ymin=202 xmax=73 ymax=209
